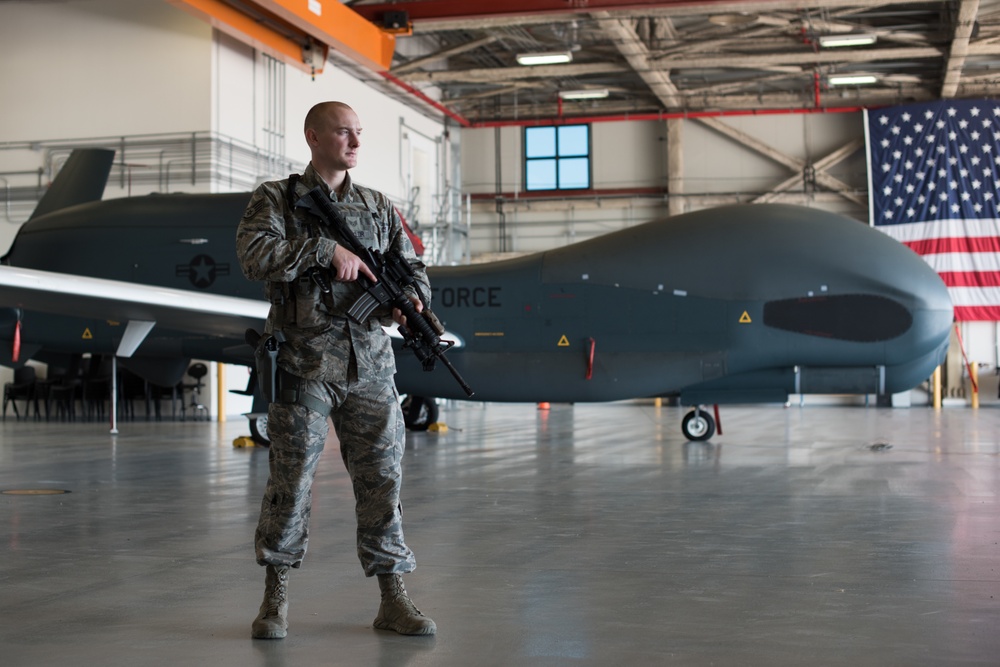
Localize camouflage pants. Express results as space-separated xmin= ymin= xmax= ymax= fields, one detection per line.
xmin=254 ymin=375 xmax=416 ymax=576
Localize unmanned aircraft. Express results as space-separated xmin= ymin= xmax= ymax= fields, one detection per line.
xmin=0 ymin=149 xmax=953 ymax=441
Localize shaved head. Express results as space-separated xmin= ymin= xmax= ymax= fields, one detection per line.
xmin=304 ymin=101 xmax=354 ymax=134
xmin=303 ymin=101 xmax=362 ymax=190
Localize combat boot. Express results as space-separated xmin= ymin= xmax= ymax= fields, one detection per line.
xmin=251 ymin=564 xmax=290 ymax=639
xmin=373 ymin=573 xmax=436 ymax=636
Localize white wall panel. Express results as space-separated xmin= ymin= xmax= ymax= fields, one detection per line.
xmin=213 ymin=32 xmax=257 ymax=148
xmin=592 ymin=120 xmax=665 ymax=189
xmin=683 ymin=120 xmax=788 ymax=196
xmin=0 ymin=0 xmax=212 ymax=140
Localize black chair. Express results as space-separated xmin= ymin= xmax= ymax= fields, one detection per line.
xmin=47 ymin=376 xmax=82 ymax=421
xmin=116 ymin=369 xmax=149 ymax=421
xmin=41 ymin=355 xmax=83 ymax=421
xmin=147 ymin=381 xmax=183 ymax=421
xmin=3 ymin=366 xmax=39 ymax=420
xmin=81 ymin=356 xmax=113 ymax=422
xmin=182 ymin=363 xmax=209 ymax=420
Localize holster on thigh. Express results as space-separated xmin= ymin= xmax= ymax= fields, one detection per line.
xmin=276 ymin=369 xmax=332 ymax=417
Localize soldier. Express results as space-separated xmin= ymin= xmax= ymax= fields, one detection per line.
xmin=237 ymin=101 xmax=435 ymax=638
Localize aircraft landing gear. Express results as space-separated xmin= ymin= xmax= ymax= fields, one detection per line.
xmin=401 ymin=395 xmax=438 ymax=431
xmin=248 ymin=413 xmax=270 ymax=446
xmin=681 ymin=407 xmax=715 ymax=441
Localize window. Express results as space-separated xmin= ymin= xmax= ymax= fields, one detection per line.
xmin=524 ymin=124 xmax=591 ymax=191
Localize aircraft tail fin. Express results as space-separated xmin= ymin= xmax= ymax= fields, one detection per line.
xmin=29 ymin=148 xmax=115 ymax=220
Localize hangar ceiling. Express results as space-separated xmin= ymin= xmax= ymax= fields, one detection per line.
xmin=344 ymin=0 xmax=1000 ymax=125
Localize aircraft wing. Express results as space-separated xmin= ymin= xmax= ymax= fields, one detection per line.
xmin=0 ymin=265 xmax=267 ymax=356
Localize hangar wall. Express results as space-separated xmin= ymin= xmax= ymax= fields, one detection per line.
xmin=0 ymin=0 xmax=454 ymax=417
xmin=461 ymin=121 xmax=668 ymax=256
xmin=0 ymin=0 xmax=453 ymax=250
xmin=0 ymin=1 xmax=212 ymax=142
xmin=0 ymin=0 xmax=451 ymax=202
xmin=460 ymin=111 xmax=869 ymax=257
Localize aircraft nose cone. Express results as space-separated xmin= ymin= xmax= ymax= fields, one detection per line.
xmin=911 ymin=284 xmax=955 ymax=364
xmin=908 ymin=257 xmax=954 ymax=355
xmin=881 ymin=264 xmax=953 ymax=393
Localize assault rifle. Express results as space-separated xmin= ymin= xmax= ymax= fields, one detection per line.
xmin=296 ymin=186 xmax=474 ymax=397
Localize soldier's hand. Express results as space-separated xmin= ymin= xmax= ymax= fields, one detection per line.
xmin=393 ymin=295 xmax=423 ymax=328
xmin=330 ymin=244 xmax=377 ymax=283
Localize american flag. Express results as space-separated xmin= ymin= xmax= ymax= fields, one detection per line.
xmin=865 ymin=98 xmax=1000 ymax=321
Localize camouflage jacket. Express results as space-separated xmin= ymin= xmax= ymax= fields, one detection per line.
xmin=236 ymin=164 xmax=429 ymax=383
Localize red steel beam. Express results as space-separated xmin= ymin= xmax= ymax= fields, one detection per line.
xmin=380 ymin=71 xmax=472 ymax=127
xmin=468 ymin=105 xmax=866 ymax=128
xmin=353 ymin=0 xmax=728 ymax=23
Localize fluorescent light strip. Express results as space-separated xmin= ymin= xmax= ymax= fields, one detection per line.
xmin=819 ymin=34 xmax=877 ymax=48
xmin=559 ymin=89 xmax=609 ymax=100
xmin=828 ymin=74 xmax=878 ymax=86
xmin=516 ymin=51 xmax=573 ymax=66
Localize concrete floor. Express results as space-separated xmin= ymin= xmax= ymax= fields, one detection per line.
xmin=1 ymin=401 xmax=999 ymax=666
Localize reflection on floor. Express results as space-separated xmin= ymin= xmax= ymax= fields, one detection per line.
xmin=1 ymin=401 xmax=999 ymax=666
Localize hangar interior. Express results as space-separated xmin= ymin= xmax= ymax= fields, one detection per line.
xmin=1 ymin=1 xmax=999 ymax=664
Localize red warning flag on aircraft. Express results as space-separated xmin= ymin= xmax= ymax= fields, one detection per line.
xmin=12 ymin=319 xmax=21 ymax=363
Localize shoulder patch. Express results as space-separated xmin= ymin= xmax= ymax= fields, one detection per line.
xmin=243 ymin=191 xmax=266 ymax=220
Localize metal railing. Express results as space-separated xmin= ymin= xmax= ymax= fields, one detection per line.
xmin=0 ymin=132 xmax=304 ymax=223
xmin=0 ymin=131 xmax=469 ymax=267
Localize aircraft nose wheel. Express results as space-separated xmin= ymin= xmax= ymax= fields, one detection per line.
xmin=249 ymin=413 xmax=270 ymax=447
xmin=401 ymin=395 xmax=438 ymax=431
xmin=682 ymin=408 xmax=715 ymax=441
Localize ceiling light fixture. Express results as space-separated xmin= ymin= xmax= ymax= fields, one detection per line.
xmin=818 ymin=33 xmax=877 ymax=48
xmin=516 ymin=51 xmax=573 ymax=66
xmin=558 ymin=89 xmax=609 ymax=100
xmin=828 ymin=74 xmax=878 ymax=86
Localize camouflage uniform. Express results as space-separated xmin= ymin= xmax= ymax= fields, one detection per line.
xmin=237 ymin=164 xmax=428 ymax=577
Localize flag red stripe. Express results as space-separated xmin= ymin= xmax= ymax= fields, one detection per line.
xmin=939 ymin=271 xmax=1000 ymax=287
xmin=954 ymin=305 xmax=1000 ymax=321
xmin=903 ymin=236 xmax=1000 ymax=255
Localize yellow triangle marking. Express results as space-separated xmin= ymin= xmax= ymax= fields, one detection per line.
xmin=739 ymin=311 xmax=752 ymax=324
xmin=82 ymin=328 xmax=93 ymax=339
xmin=557 ymin=335 xmax=570 ymax=347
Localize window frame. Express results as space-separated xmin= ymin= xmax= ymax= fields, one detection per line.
xmin=523 ymin=124 xmax=592 ymax=192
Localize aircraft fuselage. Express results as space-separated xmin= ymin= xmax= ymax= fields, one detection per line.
xmin=1 ymin=184 xmax=952 ymax=408
xmin=396 ymin=204 xmax=953 ymax=405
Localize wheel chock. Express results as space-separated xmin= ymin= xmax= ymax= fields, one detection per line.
xmin=427 ymin=422 xmax=449 ymax=433
xmin=233 ymin=436 xmax=256 ymax=448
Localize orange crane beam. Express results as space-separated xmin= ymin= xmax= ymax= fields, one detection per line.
xmin=253 ymin=0 xmax=395 ymax=72
xmin=165 ymin=0 xmax=396 ymax=74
